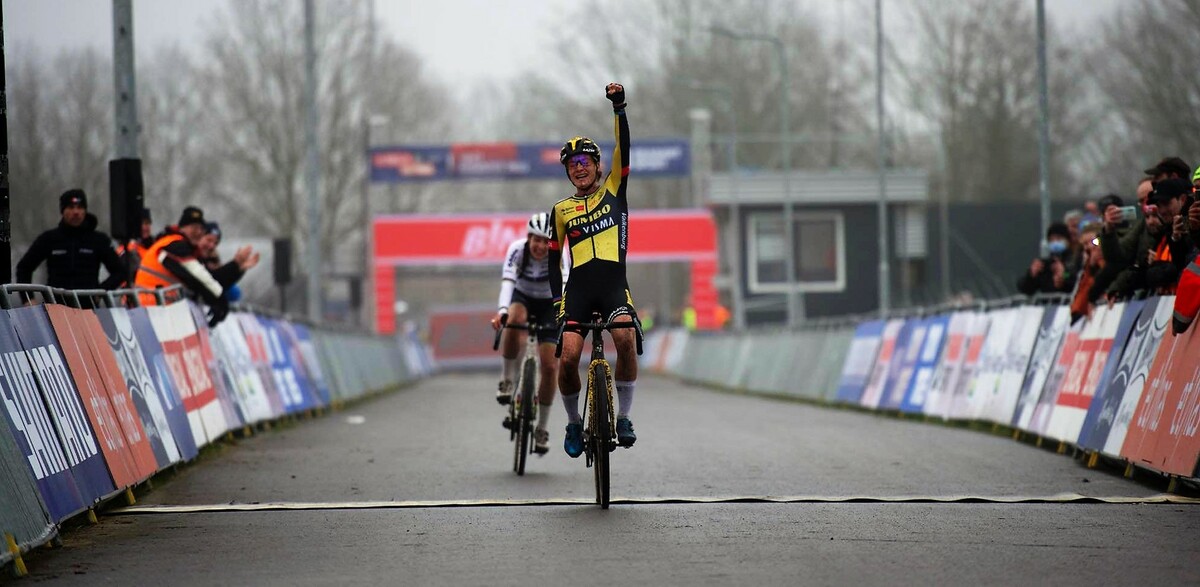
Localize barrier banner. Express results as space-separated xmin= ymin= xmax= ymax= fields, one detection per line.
xmin=1012 ymin=306 xmax=1070 ymax=430
xmin=236 ymin=313 xmax=286 ymax=418
xmin=0 ymin=310 xmax=86 ymax=521
xmin=209 ymin=320 xmax=273 ymax=424
xmin=1029 ymin=319 xmax=1085 ymax=436
xmin=899 ymin=315 xmax=950 ymax=413
xmin=9 ymin=306 xmax=114 ymax=506
xmin=859 ymin=319 xmax=905 ymax=408
xmin=45 ymin=305 xmax=155 ymax=487
xmin=947 ymin=312 xmax=991 ymax=420
xmin=95 ymin=308 xmax=182 ymax=468
xmin=989 ymin=306 xmax=1046 ymax=425
xmin=662 ymin=330 xmax=690 ymax=375
xmin=0 ymin=409 xmax=54 ymax=558
xmin=259 ymin=317 xmax=317 ymax=414
xmin=1076 ymin=300 xmax=1147 ymax=451
xmin=148 ymin=303 xmax=225 ymax=446
xmin=835 ymin=320 xmax=885 ymax=404
xmin=126 ymin=307 xmax=198 ymax=461
xmin=1046 ymin=304 xmax=1126 ymax=442
xmin=188 ymin=304 xmax=245 ymax=430
xmin=1103 ymin=297 xmax=1174 ymax=456
xmin=880 ymin=320 xmax=928 ymax=411
xmin=1120 ymin=304 xmax=1200 ymax=476
xmin=288 ymin=323 xmax=333 ymax=406
xmin=965 ymin=308 xmax=1020 ymax=421
xmin=924 ymin=312 xmax=971 ymax=419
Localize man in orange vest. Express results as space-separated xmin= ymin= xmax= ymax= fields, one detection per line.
xmin=135 ymin=206 xmax=229 ymax=325
xmin=116 ymin=207 xmax=154 ymax=285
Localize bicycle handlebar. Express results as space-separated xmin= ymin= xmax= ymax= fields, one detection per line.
xmin=493 ymin=318 xmax=560 ymax=351
xmin=554 ymin=318 xmax=644 ymax=358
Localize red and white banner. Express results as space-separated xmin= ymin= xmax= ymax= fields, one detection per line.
xmin=372 ymin=210 xmax=719 ymax=334
xmin=148 ymin=303 xmax=227 ymax=447
xmin=1120 ymin=311 xmax=1200 ymax=476
xmin=1045 ymin=304 xmax=1124 ymax=441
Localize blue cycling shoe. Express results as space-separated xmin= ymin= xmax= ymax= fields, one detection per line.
xmin=564 ymin=422 xmax=584 ymax=458
xmin=616 ymin=417 xmax=636 ymax=448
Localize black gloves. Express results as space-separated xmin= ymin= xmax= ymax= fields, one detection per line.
xmin=606 ymin=83 xmax=626 ymax=110
xmin=207 ymin=297 xmax=230 ymax=328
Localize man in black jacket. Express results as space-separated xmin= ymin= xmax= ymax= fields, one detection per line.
xmin=16 ymin=189 xmax=125 ymax=296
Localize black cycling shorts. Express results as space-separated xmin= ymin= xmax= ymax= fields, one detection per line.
xmin=559 ymin=283 xmax=636 ymax=330
xmin=511 ymin=289 xmax=560 ymax=344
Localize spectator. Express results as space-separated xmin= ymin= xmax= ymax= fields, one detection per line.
xmin=15 ymin=189 xmax=125 ymax=302
xmin=196 ymin=221 xmax=259 ymax=300
xmin=1063 ymin=209 xmax=1084 ymax=242
xmin=117 ymin=207 xmax=154 ymax=286
xmin=1018 ymin=222 xmax=1077 ymax=295
xmin=1082 ymin=200 xmax=1101 ymax=227
xmin=1102 ymin=178 xmax=1194 ymax=297
xmin=134 ymin=206 xmax=229 ymax=325
xmin=1144 ymin=156 xmax=1191 ymax=183
xmin=1071 ymin=222 xmax=1104 ymax=322
xmin=1087 ymin=194 xmax=1126 ymax=302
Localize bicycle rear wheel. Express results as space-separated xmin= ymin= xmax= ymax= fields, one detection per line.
xmin=513 ymin=359 xmax=537 ymax=475
xmin=590 ymin=362 xmax=612 ymax=508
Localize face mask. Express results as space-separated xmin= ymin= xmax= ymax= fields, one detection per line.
xmin=1047 ymin=241 xmax=1068 ymax=255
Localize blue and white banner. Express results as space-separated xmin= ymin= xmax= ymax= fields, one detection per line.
xmin=128 ymin=307 xmax=198 ymax=461
xmin=879 ymin=320 xmax=924 ymax=411
xmin=283 ymin=323 xmax=332 ymax=407
xmin=835 ymin=320 xmax=885 ymax=404
xmin=10 ymin=306 xmax=114 ymax=506
xmin=95 ymin=308 xmax=181 ymax=468
xmin=1012 ymin=306 xmax=1070 ymax=430
xmin=259 ymin=317 xmax=319 ymax=414
xmin=0 ymin=310 xmax=86 ymax=522
xmin=899 ymin=315 xmax=950 ymax=414
xmin=369 ymin=139 xmax=690 ymax=183
xmin=1103 ymin=296 xmax=1175 ymax=456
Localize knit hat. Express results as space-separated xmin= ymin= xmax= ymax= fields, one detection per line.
xmin=1046 ymin=222 xmax=1071 ymax=242
xmin=59 ymin=189 xmax=87 ymax=212
xmin=178 ymin=206 xmax=205 ymax=228
xmin=205 ymin=222 xmax=222 ymax=239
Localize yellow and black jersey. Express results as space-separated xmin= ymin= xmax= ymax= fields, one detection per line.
xmin=548 ymin=108 xmax=630 ymax=297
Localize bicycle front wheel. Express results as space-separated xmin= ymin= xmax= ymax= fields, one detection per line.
xmin=590 ymin=362 xmax=612 ymax=508
xmin=514 ymin=359 xmax=537 ymax=475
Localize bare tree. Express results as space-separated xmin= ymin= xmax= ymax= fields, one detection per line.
xmin=1084 ymin=0 xmax=1200 ymax=192
xmin=6 ymin=47 xmax=112 ymax=248
xmin=192 ymin=0 xmax=450 ymax=279
xmin=890 ymin=0 xmax=1091 ymax=204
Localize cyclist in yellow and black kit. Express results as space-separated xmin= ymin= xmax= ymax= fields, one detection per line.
xmin=548 ymin=82 xmax=640 ymax=458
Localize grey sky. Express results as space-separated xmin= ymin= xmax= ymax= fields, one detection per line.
xmin=6 ymin=0 xmax=1124 ymax=100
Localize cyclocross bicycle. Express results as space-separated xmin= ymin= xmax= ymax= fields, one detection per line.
xmin=493 ymin=318 xmax=557 ymax=475
xmin=555 ymin=313 xmax=642 ymax=509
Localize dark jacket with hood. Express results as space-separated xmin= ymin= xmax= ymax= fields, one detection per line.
xmin=16 ymin=213 xmax=125 ymax=290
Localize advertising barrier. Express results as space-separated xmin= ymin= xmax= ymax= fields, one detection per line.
xmin=1012 ymin=306 xmax=1070 ymax=431
xmin=1074 ymin=300 xmax=1146 ymax=451
xmin=899 ymin=315 xmax=950 ymax=413
xmin=1103 ymin=297 xmax=1174 ymax=457
xmin=835 ymin=320 xmax=884 ymax=404
xmin=126 ymin=307 xmax=199 ymax=461
xmin=0 ymin=410 xmax=55 ymax=566
xmin=148 ymin=303 xmax=226 ymax=446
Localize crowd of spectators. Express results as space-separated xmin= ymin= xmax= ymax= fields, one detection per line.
xmin=15 ymin=189 xmax=259 ymax=325
xmin=1018 ymin=157 xmax=1200 ymax=332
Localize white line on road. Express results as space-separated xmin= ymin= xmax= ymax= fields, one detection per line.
xmin=107 ymin=493 xmax=1200 ymax=515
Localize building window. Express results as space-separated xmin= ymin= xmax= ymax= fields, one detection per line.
xmin=747 ymin=211 xmax=845 ymax=293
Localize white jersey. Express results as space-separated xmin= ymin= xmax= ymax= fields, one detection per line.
xmin=498 ymin=239 xmax=553 ymax=310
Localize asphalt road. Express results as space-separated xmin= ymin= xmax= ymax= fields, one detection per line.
xmin=11 ymin=373 xmax=1200 ymax=585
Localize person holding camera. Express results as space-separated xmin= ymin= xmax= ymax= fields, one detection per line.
xmin=1101 ymin=177 xmax=1194 ymax=297
xmin=1018 ymin=222 xmax=1078 ymax=295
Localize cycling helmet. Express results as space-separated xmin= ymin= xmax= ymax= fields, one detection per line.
xmin=527 ymin=212 xmax=552 ymax=239
xmin=559 ymin=136 xmax=601 ymax=166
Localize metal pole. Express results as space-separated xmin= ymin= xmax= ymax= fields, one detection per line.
xmin=112 ymin=0 xmax=138 ymax=160
xmin=1036 ymin=0 xmax=1051 ymax=243
xmin=938 ymin=132 xmax=951 ymax=301
xmin=361 ymin=0 xmax=375 ymax=330
xmin=875 ymin=0 xmax=891 ymax=314
xmin=728 ymin=98 xmax=744 ymax=331
xmin=304 ymin=0 xmax=322 ymax=322
xmin=0 ymin=3 xmax=9 ymax=284
xmin=776 ymin=39 xmax=801 ymax=327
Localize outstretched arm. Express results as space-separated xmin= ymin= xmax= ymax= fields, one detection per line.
xmin=603 ymin=83 xmax=630 ymax=197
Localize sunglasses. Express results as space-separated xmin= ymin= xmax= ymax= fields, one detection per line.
xmin=567 ymin=155 xmax=594 ymax=169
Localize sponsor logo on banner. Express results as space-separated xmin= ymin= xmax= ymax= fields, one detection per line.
xmin=835 ymin=320 xmax=885 ymax=404
xmin=10 ymin=306 xmax=114 ymax=506
xmin=1103 ymin=297 xmax=1174 ymax=456
xmin=965 ymin=308 xmax=1020 ymax=421
xmin=289 ymin=324 xmax=333 ymax=405
xmin=237 ymin=313 xmax=286 ymax=418
xmin=1030 ymin=320 xmax=1085 ymax=437
xmin=900 ymin=315 xmax=950 ymax=413
xmin=924 ymin=312 xmax=974 ymax=419
xmin=188 ymin=303 xmax=245 ymax=430
xmin=1046 ymin=304 xmax=1126 ymax=442
xmin=948 ymin=313 xmax=992 ymax=420
xmin=149 ymin=304 xmax=227 ymax=446
xmin=880 ymin=320 xmax=924 ymax=411
xmin=128 ymin=307 xmax=198 ymax=461
xmin=1012 ymin=307 xmax=1070 ymax=431
xmin=1075 ymin=300 xmax=1147 ymax=451
xmin=96 ymin=308 xmax=181 ymax=466
xmin=45 ymin=305 xmax=141 ymax=488
xmin=260 ymin=317 xmax=316 ymax=414
xmin=859 ymin=319 xmax=905 ymax=409
xmin=986 ymin=306 xmax=1046 ymax=425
